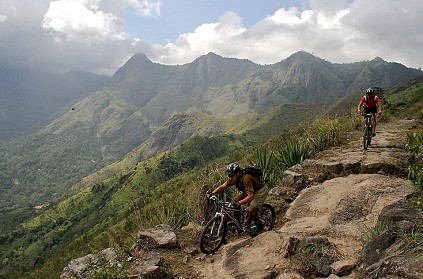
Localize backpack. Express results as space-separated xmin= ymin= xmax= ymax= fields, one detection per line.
xmin=242 ymin=165 xmax=263 ymax=181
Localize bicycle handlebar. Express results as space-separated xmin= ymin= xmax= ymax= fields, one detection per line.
xmin=208 ymin=195 xmax=240 ymax=209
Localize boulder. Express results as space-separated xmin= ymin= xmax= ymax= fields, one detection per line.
xmin=136 ymin=224 xmax=178 ymax=249
xmin=127 ymin=251 xmax=167 ymax=279
xmin=359 ymin=192 xmax=423 ymax=279
xmin=60 ymin=248 xmax=118 ymax=279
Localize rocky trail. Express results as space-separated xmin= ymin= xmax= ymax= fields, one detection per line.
xmin=61 ymin=119 xmax=423 ymax=279
xmin=188 ymin=118 xmax=423 ymax=279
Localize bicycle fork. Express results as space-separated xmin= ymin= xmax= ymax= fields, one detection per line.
xmin=210 ymin=214 xmax=225 ymax=238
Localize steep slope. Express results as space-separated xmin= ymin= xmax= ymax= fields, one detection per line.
xmin=2 ymin=74 xmax=422 ymax=278
xmin=0 ymin=68 xmax=110 ymax=139
xmin=267 ymin=51 xmax=345 ymax=103
xmin=0 ymin=52 xmax=421 ymax=232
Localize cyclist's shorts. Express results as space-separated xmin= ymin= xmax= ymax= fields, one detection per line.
xmin=363 ymin=106 xmax=377 ymax=114
xmin=251 ymin=186 xmax=268 ymax=208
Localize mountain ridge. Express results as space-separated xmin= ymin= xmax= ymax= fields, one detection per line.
xmin=0 ymin=51 xmax=421 ymax=224
xmin=0 ymin=71 xmax=422 ymax=278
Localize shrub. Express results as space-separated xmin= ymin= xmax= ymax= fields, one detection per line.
xmin=406 ymin=128 xmax=423 ymax=191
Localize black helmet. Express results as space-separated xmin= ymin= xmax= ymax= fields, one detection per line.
xmin=365 ymin=87 xmax=375 ymax=95
xmin=226 ymin=162 xmax=240 ymax=177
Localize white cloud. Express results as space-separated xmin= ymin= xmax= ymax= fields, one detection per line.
xmin=126 ymin=0 xmax=161 ymax=17
xmin=148 ymin=0 xmax=423 ymax=70
xmin=0 ymin=0 xmax=422 ymax=75
xmin=41 ymin=0 xmax=122 ymax=43
xmin=154 ymin=5 xmax=352 ymax=65
xmin=266 ymin=7 xmax=312 ymax=26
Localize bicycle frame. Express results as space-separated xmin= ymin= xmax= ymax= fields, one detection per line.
xmin=200 ymin=195 xmax=276 ymax=254
xmin=364 ymin=113 xmax=373 ymax=127
xmin=211 ymin=197 xmax=246 ymax=232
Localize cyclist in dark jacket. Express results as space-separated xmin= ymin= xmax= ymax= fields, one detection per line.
xmin=209 ymin=162 xmax=268 ymax=231
xmin=357 ymin=87 xmax=383 ymax=136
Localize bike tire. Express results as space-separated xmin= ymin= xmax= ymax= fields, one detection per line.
xmin=246 ymin=204 xmax=276 ymax=237
xmin=363 ymin=125 xmax=370 ymax=150
xmin=199 ymin=216 xmax=228 ymax=254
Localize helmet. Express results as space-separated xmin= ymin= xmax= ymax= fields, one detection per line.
xmin=365 ymin=87 xmax=375 ymax=95
xmin=226 ymin=162 xmax=240 ymax=177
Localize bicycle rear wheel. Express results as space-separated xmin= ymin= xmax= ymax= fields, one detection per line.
xmin=199 ymin=216 xmax=228 ymax=254
xmin=247 ymin=204 xmax=276 ymax=237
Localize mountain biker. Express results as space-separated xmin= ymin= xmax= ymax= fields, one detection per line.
xmin=208 ymin=162 xmax=269 ymax=233
xmin=357 ymin=87 xmax=383 ymax=136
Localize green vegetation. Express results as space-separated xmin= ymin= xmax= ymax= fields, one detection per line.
xmin=1 ymin=74 xmax=423 ymax=278
xmin=399 ymin=229 xmax=423 ymax=262
xmin=361 ymin=220 xmax=393 ymax=245
xmin=0 ymin=112 xmax=364 ymax=278
xmin=272 ymin=115 xmax=362 ymax=171
xmin=406 ymin=128 xmax=423 ymax=191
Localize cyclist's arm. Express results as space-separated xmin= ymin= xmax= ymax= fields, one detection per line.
xmin=376 ymin=97 xmax=383 ymax=114
xmin=239 ymin=193 xmax=254 ymax=206
xmin=357 ymin=97 xmax=365 ymax=113
xmin=239 ymin=176 xmax=254 ymax=205
xmin=211 ymin=178 xmax=234 ymax=195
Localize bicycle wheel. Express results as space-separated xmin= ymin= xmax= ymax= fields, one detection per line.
xmin=247 ymin=204 xmax=276 ymax=237
xmin=199 ymin=216 xmax=228 ymax=254
xmin=363 ymin=125 xmax=370 ymax=150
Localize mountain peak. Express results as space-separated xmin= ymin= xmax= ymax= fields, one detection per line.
xmin=195 ymin=52 xmax=225 ymax=63
xmin=112 ymin=53 xmax=156 ymax=82
xmin=129 ymin=53 xmax=154 ymax=64
xmin=371 ymin=56 xmax=386 ymax=63
xmin=287 ymin=51 xmax=319 ymax=62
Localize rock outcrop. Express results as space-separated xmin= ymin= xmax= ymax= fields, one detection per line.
xmin=61 ymin=224 xmax=178 ymax=279
xmin=60 ymin=248 xmax=119 ymax=279
xmin=359 ymin=191 xmax=423 ymax=278
xmin=60 ymin=119 xmax=422 ymax=278
xmin=191 ymin=119 xmax=422 ymax=278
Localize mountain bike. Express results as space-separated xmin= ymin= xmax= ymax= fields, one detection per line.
xmin=199 ymin=195 xmax=276 ymax=254
xmin=362 ymin=113 xmax=374 ymax=150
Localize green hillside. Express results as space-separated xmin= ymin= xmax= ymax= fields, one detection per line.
xmin=1 ymin=75 xmax=421 ymax=278
xmin=1 ymin=52 xmax=421 ymax=224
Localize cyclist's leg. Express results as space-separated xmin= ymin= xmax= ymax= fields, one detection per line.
xmin=362 ymin=107 xmax=368 ymax=129
xmin=370 ymin=107 xmax=377 ymax=135
xmin=233 ymin=192 xmax=246 ymax=221
xmin=249 ymin=186 xmax=269 ymax=230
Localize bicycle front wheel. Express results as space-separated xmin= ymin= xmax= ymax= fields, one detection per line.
xmin=199 ymin=216 xmax=228 ymax=254
xmin=363 ymin=125 xmax=370 ymax=150
xmin=247 ymin=204 xmax=276 ymax=237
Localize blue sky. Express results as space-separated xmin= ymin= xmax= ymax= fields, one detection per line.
xmin=124 ymin=1 xmax=305 ymax=44
xmin=0 ymin=0 xmax=422 ymax=75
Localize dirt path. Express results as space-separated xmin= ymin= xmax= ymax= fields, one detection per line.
xmin=190 ymin=118 xmax=420 ymax=279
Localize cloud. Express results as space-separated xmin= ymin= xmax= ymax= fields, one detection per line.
xmin=154 ymin=6 xmax=351 ymax=65
xmin=41 ymin=0 xmax=122 ymax=43
xmin=150 ymin=0 xmax=423 ymax=70
xmin=0 ymin=0 xmax=421 ymax=76
xmin=127 ymin=0 xmax=161 ymax=17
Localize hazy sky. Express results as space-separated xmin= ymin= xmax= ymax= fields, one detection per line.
xmin=0 ymin=0 xmax=422 ymax=75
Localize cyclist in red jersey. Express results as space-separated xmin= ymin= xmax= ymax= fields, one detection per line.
xmin=357 ymin=87 xmax=383 ymax=136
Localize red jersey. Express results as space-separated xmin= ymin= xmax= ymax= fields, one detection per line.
xmin=360 ymin=95 xmax=381 ymax=108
